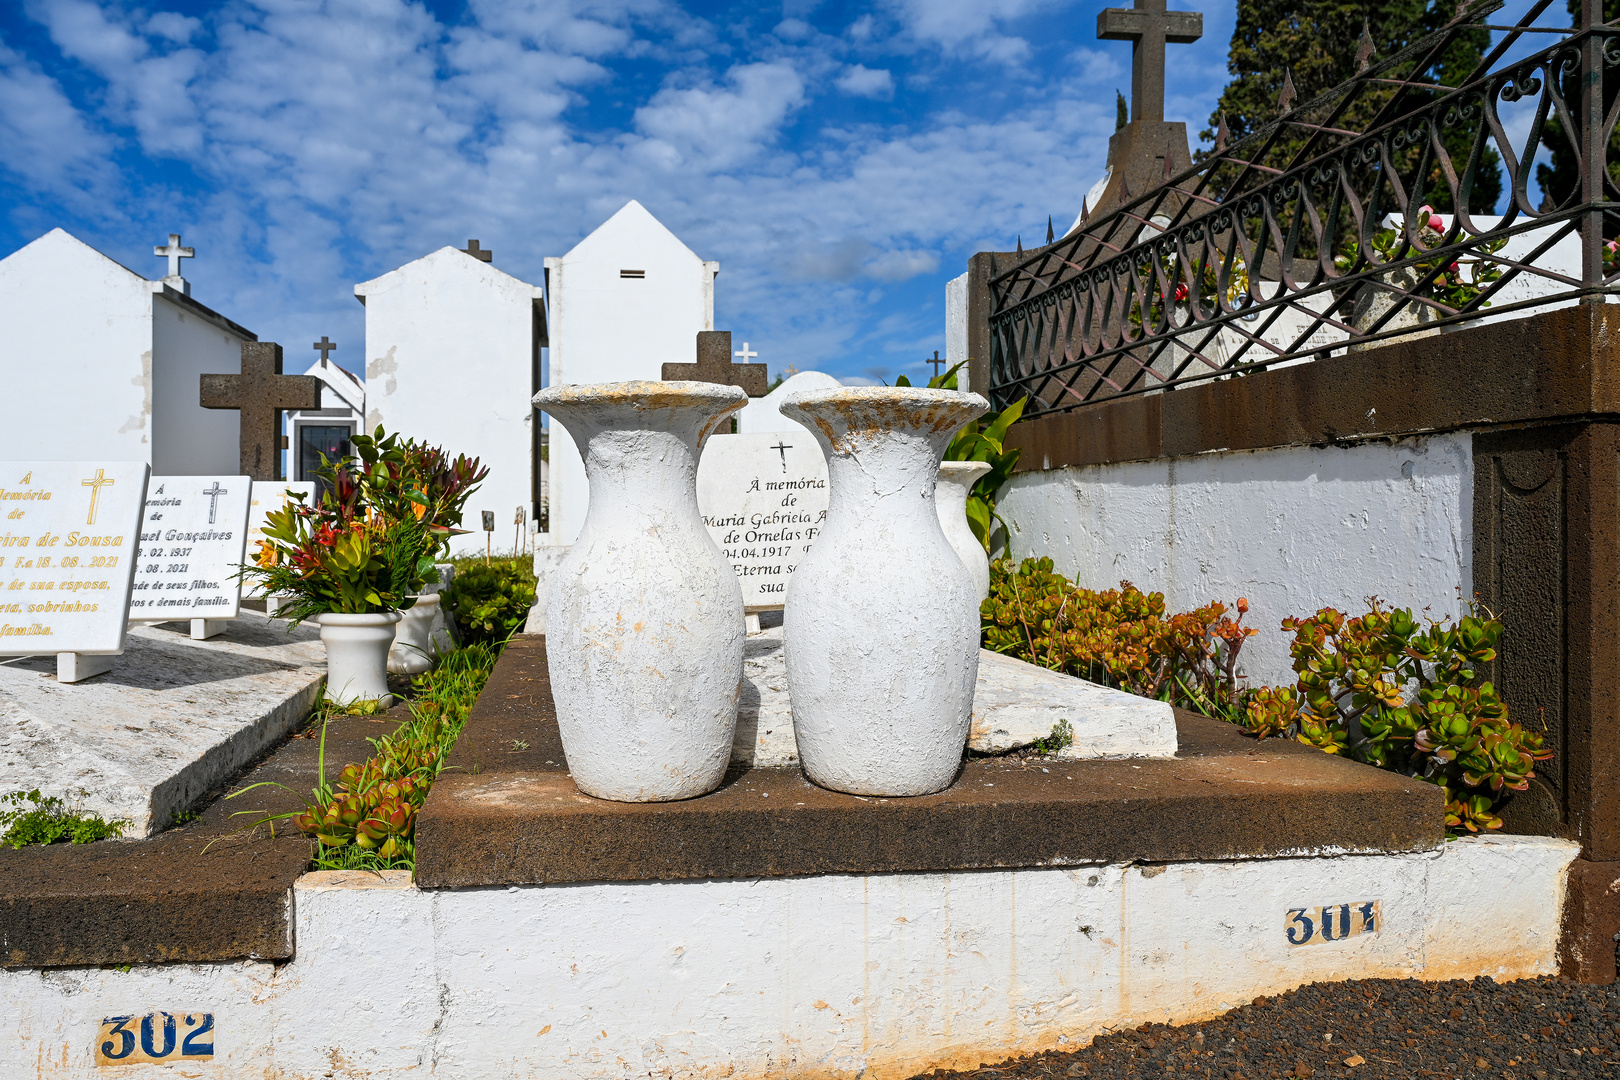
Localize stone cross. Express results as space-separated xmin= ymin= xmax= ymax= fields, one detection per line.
xmin=1097 ymin=0 xmax=1202 ymax=125
xmin=81 ymin=469 xmax=114 ymax=526
xmin=200 ymin=342 xmax=323 ymax=481
xmin=927 ymin=350 xmax=945 ymax=377
xmin=154 ymin=233 xmax=194 ymax=279
xmin=734 ymin=342 xmax=759 ymax=362
xmin=202 ymin=481 xmax=227 ymax=524
xmin=313 ymin=336 xmax=337 ymax=362
xmin=662 ymin=331 xmax=768 ymax=397
xmin=462 ymin=240 xmax=493 ymax=263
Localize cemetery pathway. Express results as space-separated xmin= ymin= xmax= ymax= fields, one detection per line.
xmin=913 ymin=976 xmax=1617 ymax=1080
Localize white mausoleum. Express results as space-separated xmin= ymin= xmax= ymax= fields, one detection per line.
xmin=0 ymin=228 xmax=253 ymax=473
xmin=285 ymin=353 xmax=366 ymax=485
xmin=355 ymin=246 xmax=545 ymax=557
xmin=542 ymin=200 xmax=719 ymax=545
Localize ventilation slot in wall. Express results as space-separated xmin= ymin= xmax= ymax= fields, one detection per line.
xmin=620 ymin=269 xmax=645 ymax=279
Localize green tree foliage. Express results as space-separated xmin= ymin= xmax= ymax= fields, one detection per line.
xmin=1203 ymin=0 xmax=1502 ymax=214
xmin=1534 ymin=0 xmax=1620 ymax=216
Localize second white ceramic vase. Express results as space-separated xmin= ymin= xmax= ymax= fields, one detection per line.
xmin=936 ymin=461 xmax=993 ymax=601
xmin=780 ymin=386 xmax=989 ymax=796
xmin=532 ymin=380 xmax=747 ymax=803
xmin=388 ymin=594 xmax=440 ymax=675
xmin=318 ymin=611 xmax=403 ymax=706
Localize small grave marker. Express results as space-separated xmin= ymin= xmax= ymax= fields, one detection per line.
xmin=0 ymin=461 xmax=148 ymax=678
xmin=128 ymin=476 xmax=252 ymax=637
xmin=697 ymin=432 xmax=828 ymax=611
xmin=663 ymin=331 xmax=769 ymax=397
xmin=245 ymin=480 xmax=314 ymax=612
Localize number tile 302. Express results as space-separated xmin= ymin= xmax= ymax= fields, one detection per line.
xmin=1285 ymin=900 xmax=1381 ymax=947
xmin=96 ymin=1012 xmax=213 ymax=1066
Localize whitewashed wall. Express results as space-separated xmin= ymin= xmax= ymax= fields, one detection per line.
xmin=1 ymin=836 xmax=1576 ymax=1079
xmin=356 ymin=250 xmax=543 ymax=556
xmin=998 ymin=434 xmax=1474 ymax=688
xmin=543 ymin=200 xmax=717 ymax=545
xmin=149 ymin=294 xmax=246 ymax=476
xmin=0 ymin=230 xmax=158 ymax=462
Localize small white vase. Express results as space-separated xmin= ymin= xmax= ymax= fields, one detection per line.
xmin=388 ymin=594 xmax=441 ymax=675
xmin=532 ymin=379 xmax=748 ymax=803
xmin=318 ymin=611 xmax=404 ymax=706
xmin=780 ymin=386 xmax=989 ymax=797
xmin=936 ymin=461 xmax=993 ymax=601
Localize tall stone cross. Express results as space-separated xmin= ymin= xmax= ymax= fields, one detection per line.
xmin=1098 ymin=0 xmax=1202 ymax=125
xmin=200 ymin=342 xmax=323 ymax=481
xmin=662 ymin=331 xmax=768 ymax=397
xmin=313 ymin=336 xmax=337 ymax=361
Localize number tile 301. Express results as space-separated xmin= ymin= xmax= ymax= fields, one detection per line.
xmin=1285 ymin=900 xmax=1381 ymax=947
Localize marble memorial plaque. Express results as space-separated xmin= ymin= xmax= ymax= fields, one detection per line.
xmin=128 ymin=476 xmax=251 ymax=622
xmin=244 ymin=480 xmax=314 ymax=595
xmin=0 ymin=461 xmax=148 ymax=654
xmin=697 ymin=432 xmax=828 ymax=611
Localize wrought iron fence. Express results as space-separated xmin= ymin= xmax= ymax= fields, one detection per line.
xmin=987 ymin=0 xmax=1620 ymax=418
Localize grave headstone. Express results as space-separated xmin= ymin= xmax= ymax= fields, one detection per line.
xmin=0 ymin=461 xmax=149 ymax=682
xmin=128 ymin=476 xmax=252 ymax=639
xmin=696 ymin=432 xmax=829 ymax=613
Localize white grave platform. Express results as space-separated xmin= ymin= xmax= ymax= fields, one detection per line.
xmin=0 ymin=461 xmax=149 ymax=683
xmin=0 ymin=610 xmax=326 ymax=836
xmin=129 ymin=475 xmax=251 ymax=639
xmin=697 ymin=432 xmax=829 ymax=612
xmin=731 ymin=625 xmax=1176 ymax=766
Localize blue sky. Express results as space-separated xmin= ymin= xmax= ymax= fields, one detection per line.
xmin=0 ymin=0 xmax=1242 ymax=385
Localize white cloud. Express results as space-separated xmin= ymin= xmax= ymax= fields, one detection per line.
xmin=879 ymin=0 xmax=1068 ymax=63
xmin=0 ymin=41 xmax=114 ymax=196
xmin=634 ymin=62 xmax=806 ymax=170
xmin=836 ymin=63 xmax=893 ymax=98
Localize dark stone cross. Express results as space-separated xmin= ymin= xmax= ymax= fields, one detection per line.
xmin=462 ymin=239 xmax=493 ymax=263
xmin=313 ymin=336 xmax=337 ymax=361
xmin=661 ymin=331 xmax=768 ymax=397
xmin=927 ymin=350 xmax=945 ymax=377
xmin=1098 ymin=0 xmax=1202 ymax=125
xmin=200 ymin=342 xmax=322 ymax=481
xmin=770 ymin=440 xmax=791 ymax=472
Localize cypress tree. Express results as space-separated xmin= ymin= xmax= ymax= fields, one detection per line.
xmin=1202 ymin=0 xmax=1502 ymax=214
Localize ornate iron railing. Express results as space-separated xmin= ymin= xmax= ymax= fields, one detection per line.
xmin=987 ymin=0 xmax=1620 ymax=417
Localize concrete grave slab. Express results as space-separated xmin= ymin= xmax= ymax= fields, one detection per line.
xmin=731 ymin=625 xmax=1174 ymax=767
xmin=0 ymin=610 xmax=326 ymax=836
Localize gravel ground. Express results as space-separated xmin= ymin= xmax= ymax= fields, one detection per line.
xmin=908 ymin=977 xmax=1620 ymax=1079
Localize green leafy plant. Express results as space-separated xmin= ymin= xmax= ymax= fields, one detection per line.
xmin=982 ymin=556 xmax=1256 ymax=719
xmin=226 ymin=641 xmax=499 ymax=872
xmin=1242 ymin=600 xmax=1550 ymax=835
xmin=1334 ymin=208 xmax=1508 ymax=313
xmin=1031 ymin=718 xmax=1075 ymax=756
xmin=442 ymin=557 xmax=537 ymax=647
xmin=241 ymin=427 xmax=488 ymax=625
xmin=0 ymin=789 xmax=127 ymax=848
xmin=897 ymin=361 xmax=1026 ymax=552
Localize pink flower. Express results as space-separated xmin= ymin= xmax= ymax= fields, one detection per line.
xmin=1174 ymin=283 xmax=1189 ymax=302
xmin=1418 ymin=204 xmax=1444 ymax=232
xmin=1447 ymin=262 xmax=1460 ymax=275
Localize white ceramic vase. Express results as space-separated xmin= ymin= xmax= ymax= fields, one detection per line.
xmin=532 ymin=380 xmax=748 ymax=803
xmin=318 ymin=611 xmax=403 ymax=706
xmin=936 ymin=461 xmax=993 ymax=601
xmin=388 ymin=594 xmax=441 ymax=675
xmin=780 ymin=386 xmax=989 ymax=796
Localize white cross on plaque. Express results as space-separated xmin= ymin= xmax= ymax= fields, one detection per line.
xmin=734 ymin=342 xmax=759 ymax=362
xmin=154 ymin=233 xmax=195 ymax=278
xmin=202 ymin=481 xmax=227 ymax=524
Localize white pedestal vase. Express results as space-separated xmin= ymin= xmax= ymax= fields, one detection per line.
xmin=936 ymin=461 xmax=993 ymax=601
xmin=532 ymin=380 xmax=748 ymax=803
xmin=388 ymin=594 xmax=441 ymax=675
xmin=781 ymin=386 xmax=989 ymax=797
xmin=318 ymin=611 xmax=403 ymax=706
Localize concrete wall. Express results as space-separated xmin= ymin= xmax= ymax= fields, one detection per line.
xmin=2 ymin=835 xmax=1576 ymax=1079
xmin=543 ymin=200 xmax=717 ymax=545
xmin=998 ymin=434 xmax=1474 ymax=688
xmin=149 ymin=294 xmax=246 ymax=475
xmin=356 ymin=250 xmax=543 ymax=556
xmin=0 ymin=230 xmax=155 ymax=462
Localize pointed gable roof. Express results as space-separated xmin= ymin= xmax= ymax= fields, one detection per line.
xmin=561 ymin=200 xmax=707 ymax=267
xmin=353 ymin=245 xmax=543 ymax=301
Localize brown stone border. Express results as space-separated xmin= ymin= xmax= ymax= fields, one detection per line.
xmin=1000 ymin=304 xmax=1620 ymax=471
xmin=413 ymin=636 xmax=1443 ymax=888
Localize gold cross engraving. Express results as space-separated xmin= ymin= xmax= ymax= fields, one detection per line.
xmin=81 ymin=469 xmax=115 ymax=525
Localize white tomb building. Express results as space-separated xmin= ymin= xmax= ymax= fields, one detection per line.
xmin=355 ymin=242 xmax=545 ymax=557
xmin=284 ymin=338 xmax=367 ymax=486
xmin=0 ymin=228 xmax=254 ymax=474
xmin=542 ymin=200 xmax=720 ymax=545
